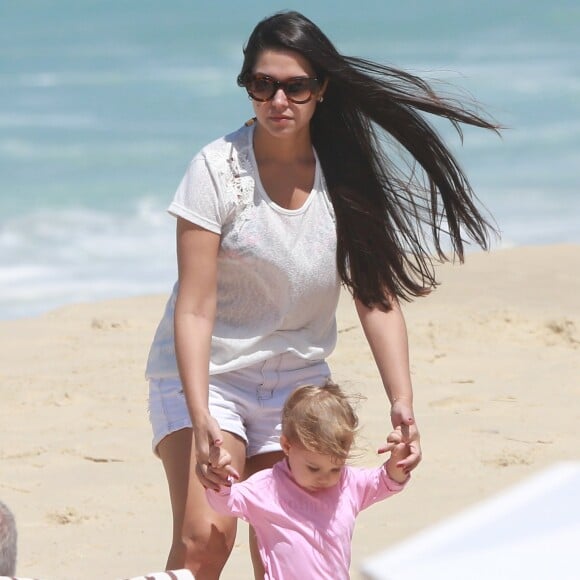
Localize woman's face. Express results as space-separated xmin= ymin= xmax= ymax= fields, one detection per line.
xmin=248 ymin=49 xmax=325 ymax=141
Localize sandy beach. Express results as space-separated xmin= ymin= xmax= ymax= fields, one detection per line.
xmin=1 ymin=244 xmax=579 ymax=580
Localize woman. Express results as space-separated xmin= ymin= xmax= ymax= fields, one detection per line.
xmin=146 ymin=10 xmax=498 ymax=579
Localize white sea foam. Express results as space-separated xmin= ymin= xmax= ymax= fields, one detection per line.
xmin=0 ymin=113 xmax=98 ymax=129
xmin=0 ymin=65 xmax=236 ymax=90
xmin=0 ymin=202 xmax=176 ymax=319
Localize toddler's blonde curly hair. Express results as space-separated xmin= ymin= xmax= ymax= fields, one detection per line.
xmin=281 ymin=381 xmax=359 ymax=462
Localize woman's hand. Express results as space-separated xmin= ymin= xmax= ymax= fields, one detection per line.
xmin=207 ymin=446 xmax=240 ymax=490
xmin=193 ymin=414 xmax=239 ymax=490
xmin=387 ymin=399 xmax=421 ymax=475
xmin=354 ymin=297 xmax=421 ymax=474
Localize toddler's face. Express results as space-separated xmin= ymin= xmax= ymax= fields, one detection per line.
xmin=282 ymin=438 xmax=345 ymax=492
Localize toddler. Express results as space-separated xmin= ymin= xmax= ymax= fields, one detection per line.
xmin=206 ymin=383 xmax=410 ymax=579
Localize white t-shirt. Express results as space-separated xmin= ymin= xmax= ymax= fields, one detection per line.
xmin=146 ymin=123 xmax=341 ymax=378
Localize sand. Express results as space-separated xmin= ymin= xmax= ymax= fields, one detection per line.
xmin=1 ymin=244 xmax=579 ymax=579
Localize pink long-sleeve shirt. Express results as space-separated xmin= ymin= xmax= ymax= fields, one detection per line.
xmin=206 ymin=459 xmax=406 ymax=579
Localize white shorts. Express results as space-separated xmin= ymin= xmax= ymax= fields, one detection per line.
xmin=148 ymin=353 xmax=331 ymax=457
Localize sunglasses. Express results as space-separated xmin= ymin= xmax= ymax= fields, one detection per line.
xmin=240 ymin=74 xmax=321 ymax=104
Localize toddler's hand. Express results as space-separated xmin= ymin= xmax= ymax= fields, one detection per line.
xmin=207 ymin=446 xmax=240 ymax=490
xmin=378 ymin=426 xmax=410 ymax=484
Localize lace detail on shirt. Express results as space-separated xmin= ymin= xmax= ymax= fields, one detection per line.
xmin=225 ymin=143 xmax=254 ymax=225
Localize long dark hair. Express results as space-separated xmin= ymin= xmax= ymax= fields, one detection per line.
xmin=239 ymin=11 xmax=500 ymax=310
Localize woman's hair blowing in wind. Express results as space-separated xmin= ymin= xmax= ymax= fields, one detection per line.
xmin=239 ymin=11 xmax=500 ymax=310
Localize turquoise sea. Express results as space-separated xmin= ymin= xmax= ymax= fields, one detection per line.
xmin=1 ymin=0 xmax=579 ymax=319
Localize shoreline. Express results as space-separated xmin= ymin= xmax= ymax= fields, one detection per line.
xmin=2 ymin=241 xmax=578 ymax=324
xmin=1 ymin=244 xmax=579 ymax=579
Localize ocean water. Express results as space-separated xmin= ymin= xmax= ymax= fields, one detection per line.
xmin=1 ymin=0 xmax=579 ymax=319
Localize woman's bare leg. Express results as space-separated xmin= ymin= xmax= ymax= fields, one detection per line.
xmin=244 ymin=450 xmax=286 ymax=580
xmin=158 ymin=428 xmax=247 ymax=580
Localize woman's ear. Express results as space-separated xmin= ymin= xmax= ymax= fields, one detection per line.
xmin=317 ymin=78 xmax=329 ymax=102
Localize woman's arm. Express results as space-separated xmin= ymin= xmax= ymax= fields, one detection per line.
xmin=174 ymin=216 xmax=223 ymax=487
xmin=355 ymin=297 xmax=422 ymax=473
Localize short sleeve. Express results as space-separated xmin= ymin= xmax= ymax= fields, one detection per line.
xmin=349 ymin=466 xmax=408 ymax=512
xmin=168 ymin=155 xmax=225 ymax=234
xmin=206 ymin=485 xmax=251 ymax=521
